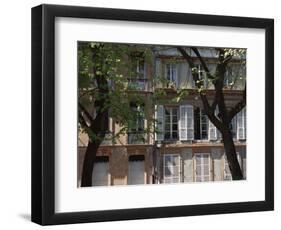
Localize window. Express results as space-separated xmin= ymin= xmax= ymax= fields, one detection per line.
xmin=92 ymin=156 xmax=109 ymax=186
xmin=156 ymin=104 xmax=193 ymax=142
xmin=128 ymin=103 xmax=145 ymax=144
xmin=194 ymin=108 xmax=209 ymax=140
xmin=223 ymin=153 xmax=242 ymax=181
xmin=129 ymin=55 xmax=147 ymax=90
xmin=163 ymin=154 xmax=181 ymax=183
xmin=165 ymin=63 xmax=178 ymax=87
xmin=195 ymin=153 xmax=211 ymax=182
xmin=164 ymin=107 xmax=178 ymax=140
xmin=195 ymin=64 xmax=207 ymax=88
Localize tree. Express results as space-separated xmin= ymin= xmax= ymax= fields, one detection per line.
xmin=176 ymin=47 xmax=246 ymax=180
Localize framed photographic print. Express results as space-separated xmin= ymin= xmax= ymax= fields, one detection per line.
xmin=31 ymin=4 xmax=274 ymax=225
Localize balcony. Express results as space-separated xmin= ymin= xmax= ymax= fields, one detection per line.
xmin=127 ymin=78 xmax=149 ymax=91
xmin=128 ymin=132 xmax=146 ymax=144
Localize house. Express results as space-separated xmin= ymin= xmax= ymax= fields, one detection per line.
xmin=78 ymin=46 xmax=246 ymax=187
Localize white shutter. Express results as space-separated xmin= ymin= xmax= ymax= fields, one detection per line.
xmin=92 ymin=162 xmax=109 ymax=186
xmin=237 ymin=108 xmax=246 ymax=140
xmin=208 ymin=112 xmax=217 ymax=141
xmin=155 ymin=58 xmax=161 ymax=77
xmin=173 ymin=65 xmax=178 ymax=87
xmin=186 ymin=105 xmax=194 ymax=140
xmin=155 ymin=105 xmax=164 ymax=141
xmin=179 ymin=105 xmax=188 ymax=140
xmin=128 ymin=160 xmax=144 ymax=185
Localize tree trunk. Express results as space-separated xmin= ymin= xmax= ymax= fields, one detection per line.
xmin=81 ymin=141 xmax=101 ymax=187
xmin=221 ymin=129 xmax=243 ymax=180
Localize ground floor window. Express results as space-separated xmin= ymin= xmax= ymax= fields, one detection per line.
xmin=195 ymin=153 xmax=211 ymax=182
xmin=163 ymin=154 xmax=181 ymax=183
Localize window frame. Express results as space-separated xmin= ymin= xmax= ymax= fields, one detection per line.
xmin=128 ymin=103 xmax=145 ymax=144
xmin=165 ymin=63 xmax=178 ymax=87
xmin=164 ymin=106 xmax=179 ymax=140
xmin=194 ymin=153 xmax=211 ymax=182
xmin=163 ymin=154 xmax=181 ymax=183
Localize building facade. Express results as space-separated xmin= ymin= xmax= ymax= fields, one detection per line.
xmin=78 ymin=47 xmax=246 ymax=187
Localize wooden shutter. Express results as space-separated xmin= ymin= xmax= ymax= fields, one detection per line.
xmin=92 ymin=161 xmax=109 ymax=186
xmin=179 ymin=105 xmax=188 ymax=140
xmin=155 ymin=105 xmax=164 ymax=141
xmin=186 ymin=105 xmax=194 ymax=140
xmin=237 ymin=108 xmax=246 ymax=140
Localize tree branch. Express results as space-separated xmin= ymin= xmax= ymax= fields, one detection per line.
xmin=228 ymin=85 xmax=246 ymax=120
xmin=78 ymin=102 xmax=94 ymax=123
xmin=79 ymin=112 xmax=89 ymax=129
xmin=191 ymin=47 xmax=212 ymax=79
xmin=177 ymin=47 xmax=223 ymax=130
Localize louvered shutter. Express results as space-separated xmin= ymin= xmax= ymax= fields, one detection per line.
xmin=155 ymin=105 xmax=164 ymax=141
xmin=186 ymin=105 xmax=194 ymax=140
xmin=155 ymin=58 xmax=161 ymax=77
xmin=237 ymin=108 xmax=246 ymax=140
xmin=179 ymin=105 xmax=188 ymax=140
xmin=173 ymin=65 xmax=178 ymax=87
xmin=208 ymin=109 xmax=217 ymax=141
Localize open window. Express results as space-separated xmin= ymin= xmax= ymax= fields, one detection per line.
xmin=128 ymin=53 xmax=147 ymax=90
xmin=128 ymin=103 xmax=145 ymax=144
xmin=165 ymin=63 xmax=178 ymax=87
xmin=163 ymin=154 xmax=181 ymax=183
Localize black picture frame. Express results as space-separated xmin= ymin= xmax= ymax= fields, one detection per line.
xmin=31 ymin=4 xmax=274 ymax=225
